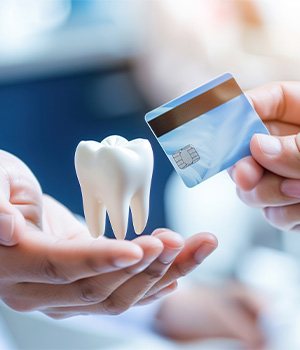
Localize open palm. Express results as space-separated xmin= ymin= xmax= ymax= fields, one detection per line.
xmin=0 ymin=150 xmax=217 ymax=318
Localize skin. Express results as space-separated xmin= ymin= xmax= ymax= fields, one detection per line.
xmin=155 ymin=283 xmax=265 ymax=349
xmin=0 ymin=150 xmax=217 ymax=318
xmin=229 ymin=82 xmax=300 ymax=231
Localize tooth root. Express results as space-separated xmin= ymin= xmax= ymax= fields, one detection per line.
xmin=106 ymin=196 xmax=130 ymax=240
xmin=130 ymin=188 xmax=149 ymax=235
xmin=82 ymin=192 xmax=106 ymax=238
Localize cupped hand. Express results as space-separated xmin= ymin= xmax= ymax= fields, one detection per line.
xmin=0 ymin=150 xmax=217 ymax=318
xmin=229 ymin=82 xmax=300 ymax=231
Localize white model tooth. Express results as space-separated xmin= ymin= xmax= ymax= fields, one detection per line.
xmin=75 ymin=136 xmax=154 ymax=239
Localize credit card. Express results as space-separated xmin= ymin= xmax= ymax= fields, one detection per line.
xmin=145 ymin=73 xmax=269 ymax=188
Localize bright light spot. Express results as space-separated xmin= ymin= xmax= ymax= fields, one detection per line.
xmin=0 ymin=0 xmax=71 ymax=51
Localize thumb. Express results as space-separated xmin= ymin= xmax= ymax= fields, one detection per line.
xmin=250 ymin=133 xmax=300 ymax=179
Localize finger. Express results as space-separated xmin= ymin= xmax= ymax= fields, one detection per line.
xmin=5 ymin=236 xmax=163 ymax=311
xmin=247 ymin=82 xmax=300 ymax=125
xmin=265 ymin=121 xmax=300 ymax=136
xmin=151 ymin=228 xmax=184 ymax=263
xmin=40 ymin=282 xmax=178 ymax=316
xmin=1 ymin=233 xmax=143 ymax=284
xmin=70 ymin=235 xmax=163 ymax=304
xmin=236 ymin=171 xmax=300 ymax=208
xmin=143 ymin=233 xmax=217 ymax=298
xmin=228 ymin=156 xmax=264 ymax=191
xmin=99 ymin=230 xmax=183 ymax=314
xmin=137 ymin=281 xmax=178 ymax=306
xmin=250 ymin=133 xmax=300 ymax=179
xmin=41 ymin=231 xmax=183 ymax=315
xmin=263 ymin=203 xmax=300 ymax=231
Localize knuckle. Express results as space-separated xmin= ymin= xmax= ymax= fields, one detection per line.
xmin=122 ymin=267 xmax=137 ymax=276
xmin=42 ymin=259 xmax=70 ymax=284
xmin=144 ymin=266 xmax=165 ymax=280
xmin=85 ymin=257 xmax=102 ymax=274
xmin=103 ymin=298 xmax=130 ymax=315
xmin=78 ymin=280 xmax=106 ymax=303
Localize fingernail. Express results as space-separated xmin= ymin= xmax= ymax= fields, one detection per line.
xmin=0 ymin=214 xmax=14 ymax=243
xmin=281 ymin=180 xmax=300 ymax=198
xmin=113 ymin=256 xmax=141 ymax=268
xmin=194 ymin=243 xmax=216 ymax=264
xmin=159 ymin=246 xmax=182 ymax=265
xmin=152 ymin=228 xmax=170 ymax=236
xmin=256 ymin=134 xmax=282 ymax=156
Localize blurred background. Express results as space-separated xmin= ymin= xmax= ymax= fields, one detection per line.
xmin=1 ymin=0 xmax=300 ymax=349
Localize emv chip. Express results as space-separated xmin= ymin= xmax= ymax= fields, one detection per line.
xmin=172 ymin=145 xmax=200 ymax=169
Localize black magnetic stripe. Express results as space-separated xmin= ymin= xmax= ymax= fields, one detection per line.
xmin=148 ymin=78 xmax=242 ymax=137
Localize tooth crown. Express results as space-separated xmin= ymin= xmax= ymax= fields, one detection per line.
xmin=75 ymin=135 xmax=154 ymax=240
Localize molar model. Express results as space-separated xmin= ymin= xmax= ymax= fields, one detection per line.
xmin=75 ymin=136 xmax=154 ymax=239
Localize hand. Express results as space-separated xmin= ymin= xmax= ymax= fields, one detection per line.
xmin=155 ymin=283 xmax=266 ymax=349
xmin=229 ymin=82 xmax=300 ymax=231
xmin=0 ymin=150 xmax=218 ymax=318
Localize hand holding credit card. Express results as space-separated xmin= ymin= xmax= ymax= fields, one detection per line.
xmin=145 ymin=73 xmax=269 ymax=187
